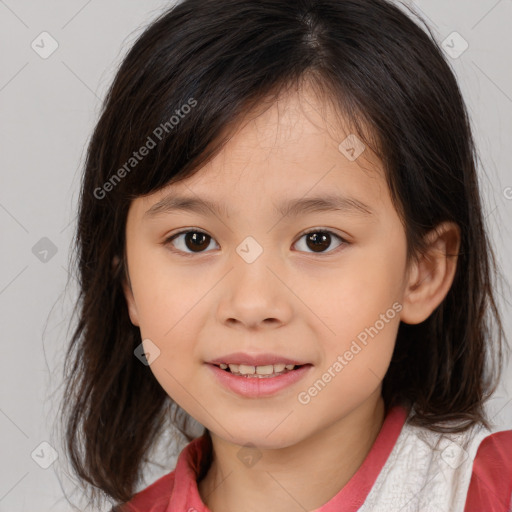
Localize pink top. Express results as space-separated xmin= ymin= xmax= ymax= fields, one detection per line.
xmin=120 ymin=405 xmax=512 ymax=512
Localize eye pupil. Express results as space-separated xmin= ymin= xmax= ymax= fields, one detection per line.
xmin=306 ymin=232 xmax=331 ymax=252
xmin=185 ymin=232 xmax=210 ymax=252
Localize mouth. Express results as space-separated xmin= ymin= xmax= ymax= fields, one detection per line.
xmin=210 ymin=362 xmax=310 ymax=378
xmin=207 ymin=361 xmax=313 ymax=397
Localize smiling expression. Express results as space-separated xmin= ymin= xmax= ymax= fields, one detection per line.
xmin=121 ymin=82 xmax=410 ymax=448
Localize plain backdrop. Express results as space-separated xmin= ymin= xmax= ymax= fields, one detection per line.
xmin=0 ymin=0 xmax=511 ymax=510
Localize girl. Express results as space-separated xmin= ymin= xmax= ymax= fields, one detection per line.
xmin=59 ymin=0 xmax=512 ymax=511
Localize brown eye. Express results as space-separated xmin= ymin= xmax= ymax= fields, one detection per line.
xmin=165 ymin=230 xmax=219 ymax=254
xmin=293 ymin=230 xmax=346 ymax=254
xmin=184 ymin=232 xmax=211 ymax=252
xmin=306 ymin=232 xmax=331 ymax=252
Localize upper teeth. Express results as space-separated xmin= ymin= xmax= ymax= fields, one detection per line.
xmin=219 ymin=363 xmax=296 ymax=374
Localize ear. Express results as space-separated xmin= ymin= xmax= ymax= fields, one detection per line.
xmin=113 ymin=255 xmax=140 ymax=327
xmin=400 ymin=221 xmax=461 ymax=325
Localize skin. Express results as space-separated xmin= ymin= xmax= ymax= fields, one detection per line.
xmin=121 ymin=81 xmax=460 ymax=512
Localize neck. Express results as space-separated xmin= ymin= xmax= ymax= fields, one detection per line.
xmin=198 ymin=391 xmax=386 ymax=512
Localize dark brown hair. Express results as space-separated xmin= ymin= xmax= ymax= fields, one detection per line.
xmin=59 ymin=0 xmax=508 ymax=508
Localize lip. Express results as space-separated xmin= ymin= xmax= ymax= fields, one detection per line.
xmin=207 ymin=352 xmax=308 ymax=366
xmin=206 ymin=362 xmax=313 ymax=398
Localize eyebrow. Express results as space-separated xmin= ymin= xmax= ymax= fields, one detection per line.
xmin=144 ymin=193 xmax=374 ymax=219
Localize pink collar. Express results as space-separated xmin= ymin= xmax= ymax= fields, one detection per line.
xmin=168 ymin=404 xmax=408 ymax=512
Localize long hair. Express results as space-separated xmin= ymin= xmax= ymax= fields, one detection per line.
xmin=59 ymin=0 xmax=507 ymax=506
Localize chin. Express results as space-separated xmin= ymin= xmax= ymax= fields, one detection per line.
xmin=215 ymin=426 xmax=304 ymax=451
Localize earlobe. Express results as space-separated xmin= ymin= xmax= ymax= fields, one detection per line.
xmin=113 ymin=255 xmax=140 ymax=327
xmin=400 ymin=222 xmax=461 ymax=325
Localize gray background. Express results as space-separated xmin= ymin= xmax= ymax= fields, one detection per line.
xmin=0 ymin=0 xmax=511 ymax=510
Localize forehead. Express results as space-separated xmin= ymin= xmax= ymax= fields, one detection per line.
xmin=202 ymin=83 xmax=381 ymax=178
xmin=134 ymin=83 xmax=389 ymax=219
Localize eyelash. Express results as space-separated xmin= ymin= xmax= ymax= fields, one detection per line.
xmin=163 ymin=228 xmax=348 ymax=257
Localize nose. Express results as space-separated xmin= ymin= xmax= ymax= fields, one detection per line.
xmin=215 ymin=245 xmax=294 ymax=330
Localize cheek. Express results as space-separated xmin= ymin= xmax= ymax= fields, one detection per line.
xmin=314 ymin=247 xmax=405 ymax=337
xmin=131 ymin=266 xmax=206 ymax=409
xmin=127 ymin=250 xmax=208 ymax=378
xmin=306 ymin=317 xmax=399 ymax=417
xmin=312 ymin=232 xmax=405 ymax=384
xmin=128 ymin=247 xmax=201 ymax=337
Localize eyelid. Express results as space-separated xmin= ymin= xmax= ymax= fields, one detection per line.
xmin=163 ymin=227 xmax=349 ymax=256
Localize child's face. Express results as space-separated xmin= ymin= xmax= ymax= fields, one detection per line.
xmin=123 ymin=84 xmax=410 ymax=448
